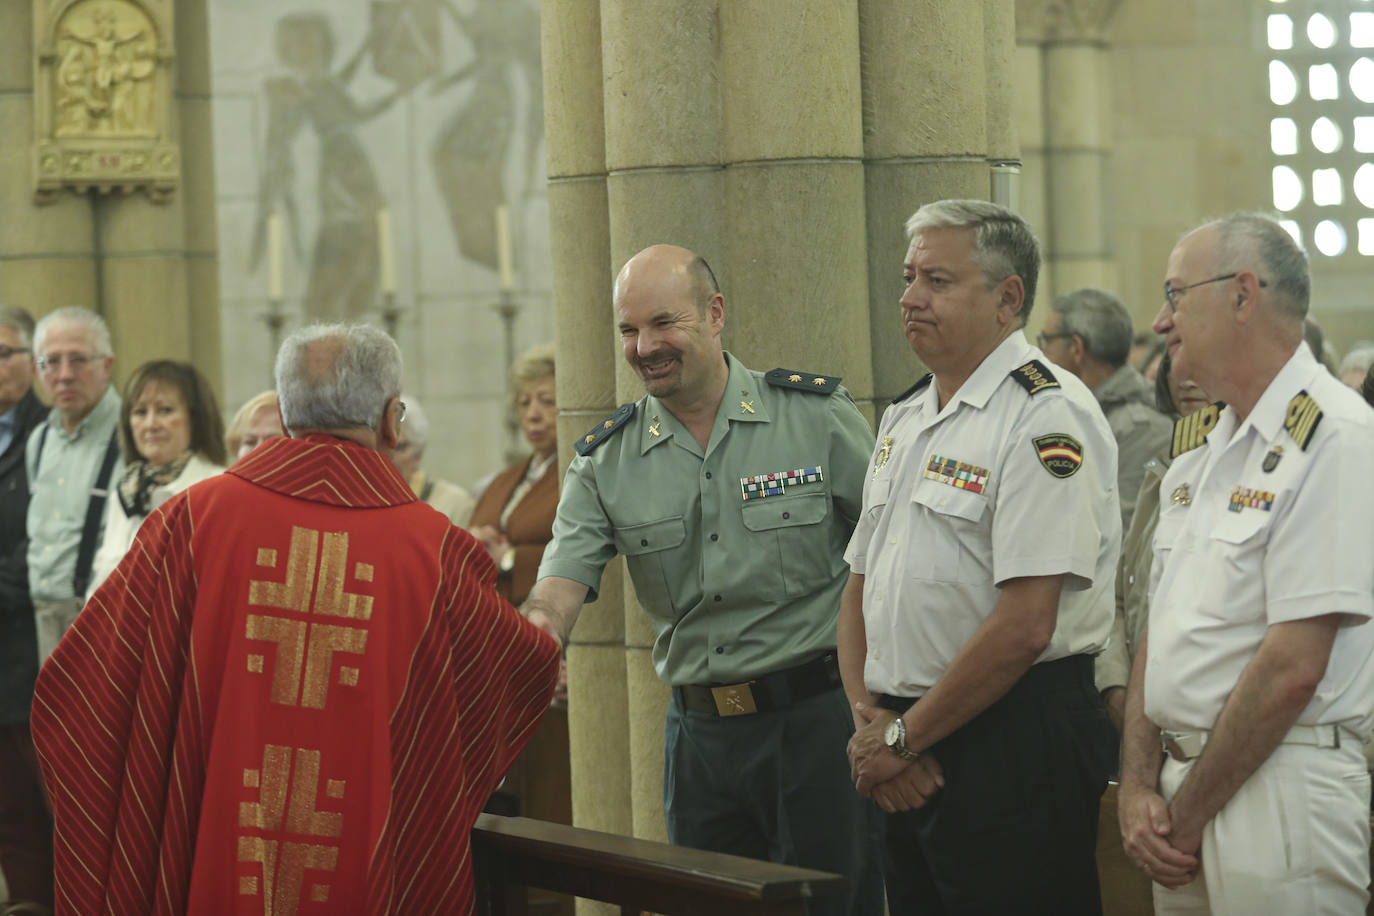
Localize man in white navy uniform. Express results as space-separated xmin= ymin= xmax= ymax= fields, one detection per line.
xmin=1118 ymin=212 xmax=1374 ymax=915
xmin=841 ymin=199 xmax=1120 ymax=915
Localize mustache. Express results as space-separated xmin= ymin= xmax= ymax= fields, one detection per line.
xmin=632 ymin=348 xmax=681 ymax=369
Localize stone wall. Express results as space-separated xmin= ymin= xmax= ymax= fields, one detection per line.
xmin=208 ymin=0 xmax=550 ymax=489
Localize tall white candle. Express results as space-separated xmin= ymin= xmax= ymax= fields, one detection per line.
xmin=377 ymin=208 xmax=397 ymax=295
xmin=495 ymin=204 xmax=514 ymax=292
xmin=267 ymin=212 xmax=283 ymax=301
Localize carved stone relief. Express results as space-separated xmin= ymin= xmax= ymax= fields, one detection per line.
xmin=1016 ymin=0 xmax=1126 ymax=44
xmin=33 ymin=0 xmax=179 ymax=202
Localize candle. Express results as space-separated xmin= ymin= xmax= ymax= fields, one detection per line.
xmin=377 ymin=208 xmax=397 ymax=295
xmin=495 ymin=204 xmax=514 ymax=292
xmin=267 ymin=212 xmax=283 ymax=301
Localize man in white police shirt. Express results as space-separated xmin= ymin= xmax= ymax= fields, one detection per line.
xmin=1119 ymin=212 xmax=1374 ymax=915
xmin=841 ymin=199 xmax=1120 ymax=915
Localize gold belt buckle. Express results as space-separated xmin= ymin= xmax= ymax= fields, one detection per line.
xmin=710 ymin=683 xmax=758 ymax=716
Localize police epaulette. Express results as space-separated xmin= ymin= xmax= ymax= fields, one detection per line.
xmin=1171 ymin=401 xmax=1224 ymax=458
xmin=1284 ymin=390 xmax=1322 ymax=451
xmin=765 ymin=368 xmax=841 ymax=394
xmin=1010 ymin=360 xmax=1059 ymax=395
xmin=575 ymin=402 xmax=636 ymax=456
xmin=891 ymin=373 xmax=933 ymax=405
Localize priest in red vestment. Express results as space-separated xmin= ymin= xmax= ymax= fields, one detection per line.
xmin=30 ymin=323 xmax=561 ymax=916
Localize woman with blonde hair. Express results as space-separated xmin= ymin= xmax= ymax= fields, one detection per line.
xmin=469 ymin=343 xmax=558 ymax=605
xmin=225 ymin=390 xmax=283 ymax=460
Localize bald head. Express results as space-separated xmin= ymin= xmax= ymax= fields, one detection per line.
xmin=615 ymin=245 xmax=719 ymax=314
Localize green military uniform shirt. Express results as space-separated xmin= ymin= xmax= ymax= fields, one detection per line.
xmin=539 ymin=353 xmax=874 ymax=686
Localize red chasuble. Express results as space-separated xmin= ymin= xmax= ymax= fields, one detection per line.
xmin=31 ymin=435 xmax=561 ymax=915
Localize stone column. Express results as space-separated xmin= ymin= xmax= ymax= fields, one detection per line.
xmin=720 ymin=1 xmax=873 ymax=410
xmin=0 ymin=4 xmax=98 ymax=324
xmin=600 ymin=0 xmax=723 ymax=846
xmin=860 ymin=0 xmax=991 ymax=405
xmin=542 ymin=1 xmax=634 ymax=880
xmin=1017 ymin=0 xmax=1123 ymax=314
xmin=176 ymin=0 xmax=223 ymax=392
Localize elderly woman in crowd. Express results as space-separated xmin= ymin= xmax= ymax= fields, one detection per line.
xmin=1097 ymin=351 xmax=1211 ymax=730
xmin=469 ymin=343 xmax=559 ymax=606
xmin=226 ymin=389 xmax=283 ymax=460
xmin=471 ymin=343 xmax=570 ymax=915
xmin=393 ymin=394 xmax=475 ymax=526
xmin=87 ymin=361 xmax=227 ymax=597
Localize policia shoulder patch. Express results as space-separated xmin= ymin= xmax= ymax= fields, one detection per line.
xmin=1284 ymin=390 xmax=1322 ymax=451
xmin=1171 ymin=401 xmax=1224 ymax=458
xmin=1010 ymin=360 xmax=1059 ymax=395
xmin=766 ymin=368 xmax=841 ymax=394
xmin=1033 ymin=434 xmax=1084 ymax=478
xmin=575 ymin=402 xmax=636 ymax=456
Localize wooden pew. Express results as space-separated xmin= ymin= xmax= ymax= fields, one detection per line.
xmin=471 ymin=814 xmax=847 ymax=916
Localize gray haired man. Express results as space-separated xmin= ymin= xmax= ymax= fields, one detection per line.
xmin=25 ymin=306 xmax=122 ymax=662
xmin=1039 ymin=288 xmax=1172 ymax=532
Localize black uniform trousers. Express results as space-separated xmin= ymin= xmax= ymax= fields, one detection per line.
xmin=878 ymin=654 xmax=1116 ymax=916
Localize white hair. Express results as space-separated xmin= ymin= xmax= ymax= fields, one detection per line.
xmin=34 ymin=306 xmax=112 ymax=357
xmin=275 ymin=323 xmax=402 ymax=431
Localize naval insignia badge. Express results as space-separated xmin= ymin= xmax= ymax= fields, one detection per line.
xmin=1262 ymin=446 xmax=1282 ymax=472
xmin=1170 ymin=483 xmax=1191 ymax=506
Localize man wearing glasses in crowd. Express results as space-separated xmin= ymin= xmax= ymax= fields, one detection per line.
xmin=25 ymin=306 xmax=122 ymax=662
xmin=1119 ymin=213 xmax=1374 ymax=914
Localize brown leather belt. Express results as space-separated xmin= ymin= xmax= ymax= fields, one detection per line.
xmin=676 ymin=653 xmax=842 ymax=717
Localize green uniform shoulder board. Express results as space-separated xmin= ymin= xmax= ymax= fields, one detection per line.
xmin=1171 ymin=401 xmax=1225 ymax=458
xmin=1010 ymin=360 xmax=1060 ymax=395
xmin=891 ymin=373 xmax=933 ymax=405
xmin=765 ymin=367 xmax=841 ymax=394
xmin=1284 ymin=390 xmax=1322 ymax=451
xmin=575 ymin=402 xmax=636 ymax=456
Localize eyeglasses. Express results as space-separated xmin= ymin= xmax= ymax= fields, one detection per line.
xmin=1036 ymin=332 xmax=1072 ymax=349
xmin=0 ymin=345 xmax=31 ymax=360
xmin=36 ymin=352 xmax=102 ymax=373
xmin=1163 ymin=274 xmax=1268 ymax=313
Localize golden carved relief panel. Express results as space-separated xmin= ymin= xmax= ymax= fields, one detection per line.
xmin=33 ymin=0 xmax=178 ymax=202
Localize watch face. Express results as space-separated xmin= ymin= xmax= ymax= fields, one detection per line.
xmin=884 ymin=719 xmax=901 ymax=746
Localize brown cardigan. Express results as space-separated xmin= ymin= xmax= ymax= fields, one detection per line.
xmin=468 ymin=455 xmax=558 ymax=606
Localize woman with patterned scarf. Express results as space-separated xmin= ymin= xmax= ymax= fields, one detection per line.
xmin=85 ymin=360 xmax=227 ymax=599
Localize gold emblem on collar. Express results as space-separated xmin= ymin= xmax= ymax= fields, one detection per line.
xmin=649 ymin=415 xmax=661 ymax=438
xmin=740 ymin=399 xmax=755 ymax=414
xmin=1170 ymin=483 xmax=1192 ymax=506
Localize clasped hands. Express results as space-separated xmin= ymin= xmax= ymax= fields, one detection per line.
xmin=1117 ymin=784 xmax=1201 ymax=889
xmin=846 ymin=701 xmax=944 ymax=814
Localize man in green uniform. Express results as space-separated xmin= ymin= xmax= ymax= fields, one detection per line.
xmin=525 ymin=244 xmax=882 ymax=915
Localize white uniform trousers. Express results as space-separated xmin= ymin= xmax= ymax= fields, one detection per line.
xmin=1152 ymin=740 xmax=1370 ymax=916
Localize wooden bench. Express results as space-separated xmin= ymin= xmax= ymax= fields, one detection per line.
xmin=471 ymin=814 xmax=848 ymax=916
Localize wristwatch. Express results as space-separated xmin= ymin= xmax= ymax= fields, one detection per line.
xmin=499 ymin=547 xmax=516 ymax=573
xmin=884 ymin=717 xmax=919 ymax=761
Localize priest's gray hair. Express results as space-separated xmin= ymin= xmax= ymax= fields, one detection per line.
xmin=275 ymin=322 xmax=402 ymax=432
